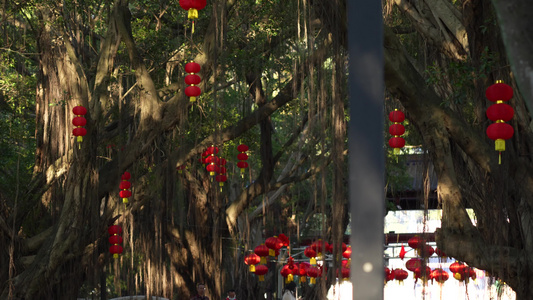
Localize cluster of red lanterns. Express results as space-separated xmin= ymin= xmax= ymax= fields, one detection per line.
xmin=237 ymin=144 xmax=249 ymax=175
xmin=179 ymin=0 xmax=206 ymax=33
xmin=119 ymin=171 xmax=132 ymax=204
xmin=386 ymin=268 xmax=408 ymax=284
xmin=204 ymin=146 xmax=220 ymax=176
xmin=72 ymin=106 xmax=87 ymax=146
xmin=184 ymin=62 xmax=202 ymax=102
xmin=388 ymin=109 xmax=405 ymax=154
xmin=199 ymin=146 xmax=228 ymax=187
xmin=244 ymin=234 xmax=289 ymax=282
xmin=386 ymin=266 xmax=451 ymax=285
xmin=108 ymin=225 xmax=123 ymax=259
xmin=485 ymin=81 xmax=514 ymax=164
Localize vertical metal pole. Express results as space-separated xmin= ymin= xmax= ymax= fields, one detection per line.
xmin=347 ymin=1 xmax=384 ymax=300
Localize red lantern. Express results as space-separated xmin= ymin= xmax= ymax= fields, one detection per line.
xmin=298 ymin=262 xmax=310 ymax=282
xmin=215 ymin=174 xmax=227 ymax=186
xmin=108 ymin=235 xmax=123 ymax=245
xmin=237 ymin=144 xmax=249 ymax=175
xmin=420 ymin=244 xmax=434 ymax=258
xmin=108 ymin=225 xmax=123 ymax=259
xmin=414 ymin=266 xmax=432 ymax=283
xmin=342 ymin=245 xmax=352 ymax=259
xmin=184 ymin=62 xmax=202 ymax=102
xmin=185 ymin=74 xmax=201 ymax=85
xmin=486 ymin=82 xmax=513 ymax=102
xmin=310 ymin=239 xmax=327 ymax=258
xmin=72 ymin=106 xmax=87 ymax=144
xmin=185 ymin=62 xmax=201 ymax=74
xmin=341 ymin=267 xmax=350 ymax=281
xmin=254 ymin=244 xmax=270 ymax=264
xmin=179 ymin=0 xmax=207 ymax=33
xmin=280 ymin=265 xmax=294 ymax=283
xmin=244 ymin=253 xmax=261 ymax=272
xmin=304 ymin=246 xmax=317 ymax=265
xmin=207 ymin=146 xmax=218 ymax=155
xmin=121 ymin=172 xmax=131 ymax=180
xmin=407 ymin=235 xmax=422 ymax=251
xmin=486 ymin=103 xmax=514 ymax=122
xmin=388 ymin=109 xmax=406 ymax=154
xmin=72 ymin=116 xmax=87 ymax=127
xmin=254 ymin=264 xmax=268 ymax=281
xmin=265 ymin=236 xmax=283 ymax=256
xmin=431 ymin=268 xmax=449 ymax=284
xmin=72 ymin=106 xmax=87 ymax=116
xmin=278 ymin=233 xmax=290 ymax=247
xmin=405 ymin=258 xmax=423 ymax=272
xmin=449 ymin=261 xmax=466 ymax=274
xmin=120 ymin=171 xmax=132 ymax=204
xmin=108 ymin=225 xmax=122 ymax=235
xmin=307 ymin=266 xmax=319 ymax=284
xmin=109 ymin=244 xmax=123 ymax=258
xmin=485 ymin=81 xmax=514 ymax=164
xmin=393 ymin=268 xmax=408 ymax=284
xmin=237 ymin=161 xmax=248 ymax=170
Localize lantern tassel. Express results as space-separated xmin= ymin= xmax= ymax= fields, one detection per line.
xmin=499 ymin=152 xmax=502 ymax=165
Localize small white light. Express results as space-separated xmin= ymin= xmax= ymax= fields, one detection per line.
xmin=363 ymin=262 xmax=373 ymax=272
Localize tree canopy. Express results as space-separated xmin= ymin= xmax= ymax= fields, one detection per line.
xmin=1 ymin=0 xmax=533 ymax=299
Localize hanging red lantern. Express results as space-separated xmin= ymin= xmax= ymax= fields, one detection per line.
xmin=244 ymin=253 xmax=261 ymax=272
xmin=254 ymin=244 xmax=270 ymax=264
xmin=280 ymin=265 xmax=294 ymax=283
xmin=179 ymin=0 xmax=207 ymax=33
xmin=385 ymin=267 xmax=395 ymax=283
xmin=72 ymin=106 xmax=87 ymax=145
xmin=108 ymin=225 xmax=122 ymax=235
xmin=485 ymin=81 xmax=514 ymax=164
xmin=237 ymin=144 xmax=249 ymax=175
xmin=307 ymin=266 xmax=319 ymax=284
xmin=414 ymin=266 xmax=432 ymax=283
xmin=108 ymin=234 xmax=123 ymax=245
xmin=184 ymin=62 xmax=202 ymax=102
xmin=486 ymin=81 xmax=513 ymax=102
xmin=341 ymin=267 xmax=350 ymax=281
xmin=304 ymin=246 xmax=317 ymax=265
xmin=215 ymin=174 xmax=227 ymax=186
xmin=265 ymin=236 xmax=283 ymax=256
xmin=431 ymin=268 xmax=449 ymax=284
xmin=405 ymin=258 xmax=423 ymax=272
xmin=407 ymin=235 xmax=423 ymax=253
xmin=342 ymin=245 xmax=351 ymax=259
xmin=108 ymin=225 xmax=123 ymax=259
xmin=298 ymin=262 xmax=310 ymax=282
xmin=254 ymin=264 xmax=268 ymax=281
xmin=278 ymin=233 xmax=290 ymax=247
xmin=121 ymin=171 xmax=131 ymax=180
xmin=388 ymin=109 xmax=405 ymax=154
xmin=310 ymin=239 xmax=327 ymax=258
xmin=119 ymin=171 xmax=132 ymax=204
xmin=393 ymin=268 xmax=408 ymax=284
xmin=449 ymin=261 xmax=466 ymax=274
